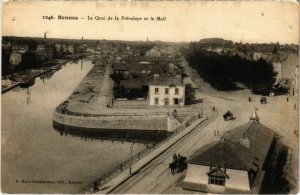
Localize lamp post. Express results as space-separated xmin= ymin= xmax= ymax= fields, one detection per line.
xmin=26 ymin=87 xmax=31 ymax=105
xmin=129 ymin=142 xmax=134 ymax=175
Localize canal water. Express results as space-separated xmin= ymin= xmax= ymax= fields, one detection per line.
xmin=1 ymin=60 xmax=146 ymax=193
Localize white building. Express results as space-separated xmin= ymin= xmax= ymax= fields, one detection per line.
xmin=36 ymin=44 xmax=45 ymax=52
xmin=252 ymin=52 xmax=263 ymax=61
xmin=272 ymin=61 xmax=282 ymax=84
xmin=9 ymin=50 xmax=22 ymax=66
xmin=149 ymin=76 xmax=185 ymax=106
xmin=67 ymin=45 xmax=74 ymax=54
xmin=182 ymin=115 xmax=275 ymax=194
xmin=291 ymin=65 xmax=299 ymax=96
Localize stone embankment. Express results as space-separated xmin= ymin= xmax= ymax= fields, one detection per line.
xmin=53 ymin=55 xmax=203 ymax=138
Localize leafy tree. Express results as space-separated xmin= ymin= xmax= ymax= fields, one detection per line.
xmin=182 ymin=43 xmax=277 ymax=93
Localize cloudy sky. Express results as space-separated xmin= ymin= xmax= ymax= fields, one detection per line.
xmin=3 ymin=1 xmax=299 ymax=44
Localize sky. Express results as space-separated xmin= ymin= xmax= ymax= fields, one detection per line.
xmin=2 ymin=1 xmax=299 ymax=44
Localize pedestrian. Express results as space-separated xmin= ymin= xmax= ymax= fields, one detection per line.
xmin=173 ymin=154 xmax=177 ymax=162
xmin=212 ymin=106 xmax=215 ymax=111
xmin=93 ymin=180 xmax=99 ymax=192
xmin=248 ymin=96 xmax=251 ymax=102
xmin=287 ymin=97 xmax=289 ymax=102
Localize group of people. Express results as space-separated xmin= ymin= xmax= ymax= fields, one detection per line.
xmin=173 ymin=153 xmax=181 ymax=162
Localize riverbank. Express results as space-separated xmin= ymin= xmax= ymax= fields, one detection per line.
xmin=2 ymin=59 xmax=150 ymax=194
xmin=2 ymin=54 xmax=87 ymax=94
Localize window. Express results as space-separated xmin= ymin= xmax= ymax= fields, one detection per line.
xmin=209 ymin=175 xmax=225 ymax=186
xmin=165 ymin=98 xmax=169 ymax=106
xmin=175 ymin=88 xmax=179 ymax=95
xmin=174 ymin=98 xmax=179 ymax=105
xmin=207 ymin=168 xmax=228 ymax=186
xmin=155 ymin=88 xmax=159 ymax=95
xmin=155 ymin=98 xmax=159 ymax=105
xmin=165 ymin=88 xmax=169 ymax=95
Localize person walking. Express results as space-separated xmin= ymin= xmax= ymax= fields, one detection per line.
xmin=173 ymin=154 xmax=178 ymax=162
xmin=93 ymin=180 xmax=100 ymax=193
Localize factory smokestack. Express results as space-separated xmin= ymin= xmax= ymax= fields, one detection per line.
xmin=44 ymin=31 xmax=49 ymax=45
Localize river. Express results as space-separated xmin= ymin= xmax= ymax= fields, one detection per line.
xmin=1 ymin=59 xmax=146 ymax=193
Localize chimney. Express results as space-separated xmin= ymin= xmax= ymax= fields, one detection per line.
xmin=44 ymin=32 xmax=47 ymax=45
xmin=154 ymin=74 xmax=159 ymax=80
xmin=250 ymin=109 xmax=259 ymax=121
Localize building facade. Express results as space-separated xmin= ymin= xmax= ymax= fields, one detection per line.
xmin=9 ymin=50 xmax=22 ymax=66
xmin=149 ymin=77 xmax=185 ymax=106
xmin=291 ymin=65 xmax=299 ymax=96
xmin=272 ymin=61 xmax=282 ymax=84
xmin=183 ymin=163 xmax=251 ymax=193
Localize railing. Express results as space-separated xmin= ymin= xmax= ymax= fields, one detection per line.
xmin=81 ymin=112 xmax=202 ymax=194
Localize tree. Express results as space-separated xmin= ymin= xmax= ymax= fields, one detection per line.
xmin=182 ymin=42 xmax=277 ymax=93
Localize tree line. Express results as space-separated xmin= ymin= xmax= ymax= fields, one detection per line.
xmin=181 ymin=43 xmax=277 ymax=93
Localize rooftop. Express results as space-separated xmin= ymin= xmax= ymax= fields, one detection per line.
xmin=189 ymin=120 xmax=275 ymax=171
xmin=120 ymin=79 xmax=142 ymax=89
xmin=189 ymin=139 xmax=257 ymax=171
xmin=149 ymin=76 xmax=184 ymax=87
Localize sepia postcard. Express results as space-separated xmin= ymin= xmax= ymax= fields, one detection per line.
xmin=1 ymin=1 xmax=299 ymax=194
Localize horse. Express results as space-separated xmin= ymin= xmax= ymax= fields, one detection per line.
xmin=169 ymin=162 xmax=177 ymax=173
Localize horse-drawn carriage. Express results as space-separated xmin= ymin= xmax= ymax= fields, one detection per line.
xmin=169 ymin=154 xmax=187 ymax=174
xmin=260 ymin=96 xmax=267 ymax=104
xmin=223 ymin=111 xmax=234 ymax=121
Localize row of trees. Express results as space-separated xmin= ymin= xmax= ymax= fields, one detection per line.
xmin=181 ymin=43 xmax=277 ymax=93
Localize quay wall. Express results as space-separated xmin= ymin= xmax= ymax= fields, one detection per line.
xmin=53 ymin=111 xmax=168 ymax=131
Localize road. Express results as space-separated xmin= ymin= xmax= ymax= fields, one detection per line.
xmin=95 ymin=64 xmax=113 ymax=108
xmin=108 ymin=56 xmax=298 ymax=194
xmin=109 ymin=109 xmax=225 ymax=194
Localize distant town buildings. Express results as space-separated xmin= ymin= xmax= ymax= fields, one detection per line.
xmin=112 ymin=51 xmax=186 ymax=107
xmin=2 ymin=41 xmax=12 ymax=50
xmin=12 ymin=44 xmax=29 ymax=54
xmin=145 ymin=47 xmax=161 ymax=57
xmin=36 ymin=44 xmax=46 ymax=53
xmin=252 ymin=52 xmax=263 ymax=61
